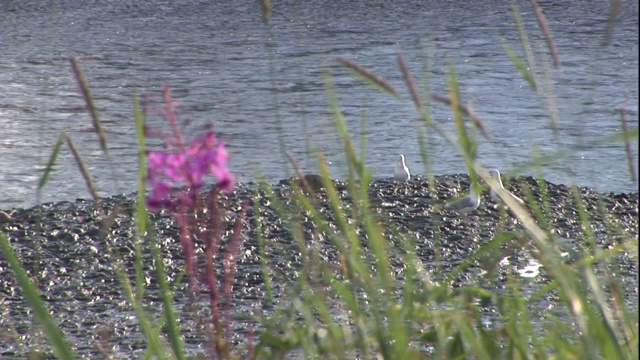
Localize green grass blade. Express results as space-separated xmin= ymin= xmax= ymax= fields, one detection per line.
xmin=510 ymin=1 xmax=538 ymax=84
xmin=446 ymin=62 xmax=477 ymax=183
xmin=133 ymin=89 xmax=148 ymax=238
xmin=133 ymin=89 xmax=148 ymax=299
xmin=359 ymin=109 xmax=368 ymax=173
xmin=112 ymin=258 xmax=169 ymax=359
xmin=503 ymin=42 xmax=537 ymax=90
xmin=539 ymin=51 xmax=560 ymax=133
xmin=416 ymin=126 xmax=434 ymax=189
xmin=582 ymin=266 xmax=626 ymax=359
xmin=445 ymin=232 xmax=517 ymax=284
xmin=37 ymin=131 xmax=66 ymax=197
xmin=619 ymin=108 xmax=638 ymax=185
xmin=151 ymin=232 xmax=186 ymax=360
xmin=0 ymin=233 xmax=77 ymax=359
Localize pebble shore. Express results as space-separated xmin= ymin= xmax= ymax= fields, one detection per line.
xmin=0 ymin=174 xmax=637 ymax=358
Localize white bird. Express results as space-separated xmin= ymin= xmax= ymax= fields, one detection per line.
xmin=489 ymin=169 xmax=525 ymax=207
xmin=444 ymin=182 xmax=481 ymax=215
xmin=394 ymin=154 xmax=410 ymax=182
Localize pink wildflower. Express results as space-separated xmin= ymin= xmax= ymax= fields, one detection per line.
xmin=146 ymin=131 xmax=235 ymax=211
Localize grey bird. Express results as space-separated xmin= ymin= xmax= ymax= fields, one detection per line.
xmin=394 ymin=154 xmax=410 ymax=182
xmin=444 ymin=182 xmax=481 ymax=214
xmin=488 ymin=169 xmax=524 ymax=207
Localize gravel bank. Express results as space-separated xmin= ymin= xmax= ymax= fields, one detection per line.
xmin=0 ymin=175 xmax=637 ymax=358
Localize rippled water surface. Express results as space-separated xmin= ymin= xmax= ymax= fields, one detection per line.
xmin=0 ymin=0 xmax=638 ymax=209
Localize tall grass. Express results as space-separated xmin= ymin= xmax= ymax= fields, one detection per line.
xmin=250 ymin=48 xmax=637 ymax=358
xmin=0 ymin=1 xmax=637 ymax=359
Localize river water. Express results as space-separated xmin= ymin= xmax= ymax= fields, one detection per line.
xmin=0 ymin=0 xmax=638 ymax=209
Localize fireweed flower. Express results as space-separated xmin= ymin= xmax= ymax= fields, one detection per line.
xmin=141 ymin=86 xmax=248 ymax=358
xmin=146 ymin=131 xmax=235 ymax=211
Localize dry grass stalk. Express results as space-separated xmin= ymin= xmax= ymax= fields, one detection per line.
xmin=396 ymin=49 xmax=423 ymax=111
xmin=65 ymin=133 xmax=100 ymax=201
xmin=431 ymin=93 xmax=490 ymax=139
xmin=69 ymin=57 xmax=108 ymax=154
xmin=336 ymin=57 xmax=398 ymax=96
xmin=530 ymin=0 xmax=561 ymax=68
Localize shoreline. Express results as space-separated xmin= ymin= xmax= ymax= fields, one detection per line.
xmin=1 ymin=174 xmax=638 ymax=214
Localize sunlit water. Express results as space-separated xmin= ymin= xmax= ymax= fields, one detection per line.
xmin=0 ymin=0 xmax=637 ymax=209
